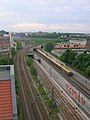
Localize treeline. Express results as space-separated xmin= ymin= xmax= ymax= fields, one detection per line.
xmin=0 ymin=30 xmax=8 ymax=36
xmin=29 ymin=32 xmax=69 ymax=39
xmin=28 ymin=32 xmax=89 ymax=39
xmin=60 ymin=49 xmax=90 ymax=77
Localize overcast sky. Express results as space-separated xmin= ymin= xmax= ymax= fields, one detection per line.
xmin=0 ymin=0 xmax=90 ymax=33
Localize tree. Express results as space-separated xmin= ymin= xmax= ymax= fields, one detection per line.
xmin=12 ymin=48 xmax=16 ymax=56
xmin=16 ymin=41 xmax=22 ymax=50
xmin=0 ymin=30 xmax=7 ymax=35
xmin=72 ymin=53 xmax=90 ymax=72
xmin=60 ymin=49 xmax=90 ymax=77
xmin=60 ymin=49 xmax=77 ymax=64
xmin=44 ymin=42 xmax=54 ymax=52
xmin=85 ymin=65 xmax=90 ymax=77
xmin=26 ymin=58 xmax=33 ymax=66
xmin=0 ymin=56 xmax=9 ymax=65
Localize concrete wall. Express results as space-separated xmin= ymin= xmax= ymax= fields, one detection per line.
xmin=0 ymin=66 xmax=10 ymax=80
xmin=86 ymin=39 xmax=90 ymax=51
xmin=41 ymin=59 xmax=90 ymax=116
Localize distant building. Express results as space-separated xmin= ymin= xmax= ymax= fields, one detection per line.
xmin=69 ymin=39 xmax=87 ymax=46
xmin=0 ymin=33 xmax=10 ymax=50
xmin=3 ymin=34 xmax=10 ymax=38
xmin=86 ymin=39 xmax=90 ymax=52
xmin=0 ymin=40 xmax=10 ymax=49
xmin=54 ymin=42 xmax=86 ymax=49
xmin=9 ymin=32 xmax=17 ymax=49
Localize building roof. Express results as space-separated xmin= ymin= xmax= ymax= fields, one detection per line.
xmin=0 ymin=65 xmax=18 ymax=120
xmin=0 ymin=80 xmax=13 ymax=120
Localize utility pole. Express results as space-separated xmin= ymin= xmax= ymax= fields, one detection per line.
xmin=50 ymin=67 xmax=51 ymax=77
xmin=9 ymin=32 xmax=12 ymax=64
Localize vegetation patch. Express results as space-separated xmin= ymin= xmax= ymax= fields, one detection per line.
xmin=14 ymin=45 xmax=23 ymax=120
xmin=26 ymin=56 xmax=60 ymax=120
xmin=15 ymin=78 xmax=22 ymax=120
xmin=0 ymin=56 xmax=9 ymax=65
xmin=60 ymin=49 xmax=90 ymax=78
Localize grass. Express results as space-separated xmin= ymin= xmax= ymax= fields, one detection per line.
xmin=36 ymin=79 xmax=60 ymax=120
xmin=26 ymin=56 xmax=60 ymax=120
xmin=14 ymin=54 xmax=22 ymax=120
xmin=30 ymin=38 xmax=60 ymax=46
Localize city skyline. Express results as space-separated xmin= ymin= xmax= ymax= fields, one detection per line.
xmin=0 ymin=0 xmax=90 ymax=33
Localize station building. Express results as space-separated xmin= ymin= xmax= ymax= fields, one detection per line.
xmin=0 ymin=65 xmax=18 ymax=120
xmin=54 ymin=42 xmax=86 ymax=49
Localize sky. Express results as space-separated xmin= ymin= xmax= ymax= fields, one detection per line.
xmin=0 ymin=0 xmax=90 ymax=33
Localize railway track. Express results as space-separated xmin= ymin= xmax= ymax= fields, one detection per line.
xmin=34 ymin=50 xmax=90 ymax=118
xmin=34 ymin=60 xmax=85 ymax=120
xmin=15 ymin=50 xmax=49 ymax=120
xmin=35 ymin=50 xmax=90 ymax=99
xmin=49 ymin=61 xmax=90 ymax=99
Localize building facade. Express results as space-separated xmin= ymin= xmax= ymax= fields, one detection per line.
xmin=0 ymin=40 xmax=10 ymax=49
xmin=86 ymin=39 xmax=90 ymax=51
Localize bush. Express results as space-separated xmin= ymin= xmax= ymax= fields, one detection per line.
xmin=85 ymin=65 xmax=90 ymax=77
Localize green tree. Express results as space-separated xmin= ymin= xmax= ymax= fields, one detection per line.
xmin=0 ymin=56 xmax=9 ymax=65
xmin=16 ymin=41 xmax=22 ymax=50
xmin=85 ymin=65 xmax=90 ymax=77
xmin=0 ymin=30 xmax=7 ymax=35
xmin=60 ymin=49 xmax=77 ymax=64
xmin=26 ymin=58 xmax=33 ymax=66
xmin=44 ymin=42 xmax=54 ymax=52
xmin=59 ymin=48 xmax=90 ymax=77
xmin=72 ymin=53 xmax=90 ymax=72
xmin=12 ymin=48 xmax=16 ymax=56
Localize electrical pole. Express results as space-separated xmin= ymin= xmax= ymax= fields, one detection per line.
xmin=9 ymin=32 xmax=12 ymax=64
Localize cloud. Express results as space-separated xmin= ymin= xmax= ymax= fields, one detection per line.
xmin=0 ymin=12 xmax=12 ymax=18
xmin=0 ymin=0 xmax=90 ymax=32
xmin=8 ymin=23 xmax=90 ymax=33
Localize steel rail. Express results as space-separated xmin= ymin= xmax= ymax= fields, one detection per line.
xmin=34 ymin=61 xmax=85 ymax=120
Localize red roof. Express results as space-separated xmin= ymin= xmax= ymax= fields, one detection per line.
xmin=0 ymin=80 xmax=13 ymax=120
